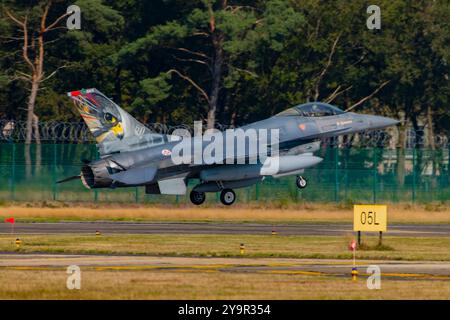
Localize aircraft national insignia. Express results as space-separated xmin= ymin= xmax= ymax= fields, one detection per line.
xmin=162 ymin=149 xmax=172 ymax=156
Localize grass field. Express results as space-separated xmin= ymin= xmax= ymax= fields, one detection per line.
xmin=1 ymin=234 xmax=450 ymax=261
xmin=1 ymin=202 xmax=448 ymax=299
xmin=0 ymin=202 xmax=449 ymax=224
xmin=0 ymin=268 xmax=449 ymax=299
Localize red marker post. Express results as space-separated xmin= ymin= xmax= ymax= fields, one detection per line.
xmin=5 ymin=217 xmax=15 ymax=234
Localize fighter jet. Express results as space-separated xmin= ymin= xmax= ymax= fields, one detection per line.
xmin=58 ymin=88 xmax=398 ymax=206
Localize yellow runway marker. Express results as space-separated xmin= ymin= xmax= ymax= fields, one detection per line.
xmin=5 ymin=266 xmax=63 ymax=271
xmin=380 ymin=273 xmax=450 ymax=280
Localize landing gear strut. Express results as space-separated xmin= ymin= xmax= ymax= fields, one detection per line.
xmin=296 ymin=176 xmax=308 ymax=189
xmin=220 ymin=189 xmax=236 ymax=206
xmin=190 ymin=190 xmax=206 ymax=205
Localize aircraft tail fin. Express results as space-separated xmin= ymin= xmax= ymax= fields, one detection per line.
xmin=67 ymin=88 xmax=166 ymax=156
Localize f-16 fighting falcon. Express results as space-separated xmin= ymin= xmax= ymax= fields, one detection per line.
xmin=58 ymin=88 xmax=399 ymax=206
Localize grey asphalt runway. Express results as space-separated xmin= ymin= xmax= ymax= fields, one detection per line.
xmin=1 ymin=254 xmax=449 ymax=279
xmin=0 ymin=221 xmax=449 ymax=237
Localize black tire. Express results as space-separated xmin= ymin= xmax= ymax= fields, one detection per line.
xmin=296 ymin=176 xmax=307 ymax=189
xmin=220 ymin=189 xmax=236 ymax=206
xmin=190 ymin=190 xmax=206 ymax=205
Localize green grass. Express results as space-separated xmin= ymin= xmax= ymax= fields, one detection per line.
xmin=2 ymin=233 xmax=450 ymax=261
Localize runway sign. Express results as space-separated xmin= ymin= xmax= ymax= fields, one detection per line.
xmin=353 ymin=205 xmax=387 ymax=232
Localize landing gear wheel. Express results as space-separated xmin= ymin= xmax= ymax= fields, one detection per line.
xmin=220 ymin=189 xmax=236 ymax=206
xmin=190 ymin=190 xmax=206 ymax=205
xmin=296 ymin=176 xmax=307 ymax=189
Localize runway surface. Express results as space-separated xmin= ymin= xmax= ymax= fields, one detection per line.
xmin=1 ymin=254 xmax=449 ymax=279
xmin=1 ymin=222 xmax=449 ymax=281
xmin=0 ymin=221 xmax=449 ymax=237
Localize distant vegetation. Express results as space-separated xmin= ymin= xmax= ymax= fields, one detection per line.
xmin=0 ymin=0 xmax=448 ymax=147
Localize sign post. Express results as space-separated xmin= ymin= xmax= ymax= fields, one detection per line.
xmin=353 ymin=205 xmax=387 ymax=246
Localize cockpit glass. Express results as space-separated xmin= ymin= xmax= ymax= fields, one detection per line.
xmin=275 ymin=108 xmax=301 ymax=116
xmin=276 ymin=102 xmax=345 ymax=117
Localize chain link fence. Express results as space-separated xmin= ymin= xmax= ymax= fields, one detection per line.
xmin=0 ymin=143 xmax=448 ymax=204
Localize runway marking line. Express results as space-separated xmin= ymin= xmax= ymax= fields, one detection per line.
xmin=3 ymin=266 xmax=63 ymax=271
xmin=2 ymin=265 xmax=449 ymax=280
xmin=379 ymin=273 xmax=450 ymax=280
xmin=259 ymin=270 xmax=325 ymax=276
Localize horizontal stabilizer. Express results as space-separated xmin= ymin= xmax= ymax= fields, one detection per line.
xmin=110 ymin=167 xmax=157 ymax=185
xmin=56 ymin=175 xmax=80 ymax=184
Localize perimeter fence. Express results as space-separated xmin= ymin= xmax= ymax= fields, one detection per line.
xmin=0 ymin=143 xmax=448 ymax=204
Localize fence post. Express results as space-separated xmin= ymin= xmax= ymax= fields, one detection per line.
xmin=344 ymin=168 xmax=348 ymax=201
xmin=412 ymin=148 xmax=416 ymax=203
xmin=334 ymin=147 xmax=339 ymax=202
xmin=373 ymin=149 xmax=377 ymax=203
xmin=53 ymin=143 xmax=57 ymax=201
xmin=10 ymin=142 xmax=16 ymax=201
xmin=94 ymin=146 xmax=99 ymax=202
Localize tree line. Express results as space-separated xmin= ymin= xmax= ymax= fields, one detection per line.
xmin=0 ymin=0 xmax=448 ymax=147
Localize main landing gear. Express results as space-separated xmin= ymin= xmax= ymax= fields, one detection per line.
xmin=296 ymin=176 xmax=308 ymax=189
xmin=190 ymin=190 xmax=206 ymax=205
xmin=189 ymin=188 xmax=236 ymax=206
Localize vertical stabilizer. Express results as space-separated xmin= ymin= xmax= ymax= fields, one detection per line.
xmin=68 ymin=88 xmax=166 ymax=155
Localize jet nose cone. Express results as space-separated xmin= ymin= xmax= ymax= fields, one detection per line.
xmin=368 ymin=115 xmax=399 ymax=130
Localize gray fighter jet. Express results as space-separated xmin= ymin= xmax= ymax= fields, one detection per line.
xmin=58 ymin=88 xmax=398 ymax=205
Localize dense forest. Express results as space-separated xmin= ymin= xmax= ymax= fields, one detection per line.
xmin=0 ymin=0 xmax=449 ymax=146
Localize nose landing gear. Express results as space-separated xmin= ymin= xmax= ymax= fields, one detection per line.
xmin=296 ymin=176 xmax=308 ymax=189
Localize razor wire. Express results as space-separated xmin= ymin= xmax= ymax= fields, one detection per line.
xmin=0 ymin=120 xmax=200 ymax=143
xmin=0 ymin=119 xmax=448 ymax=148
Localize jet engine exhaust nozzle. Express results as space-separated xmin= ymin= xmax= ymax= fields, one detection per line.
xmin=80 ymin=161 xmax=113 ymax=189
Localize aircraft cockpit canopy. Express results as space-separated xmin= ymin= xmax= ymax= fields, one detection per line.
xmin=276 ymin=102 xmax=345 ymax=117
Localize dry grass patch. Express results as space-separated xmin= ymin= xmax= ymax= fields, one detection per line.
xmin=0 ymin=269 xmax=449 ymax=299
xmin=1 ymin=203 xmax=449 ymax=224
